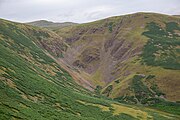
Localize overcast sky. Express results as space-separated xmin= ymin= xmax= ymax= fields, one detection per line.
xmin=0 ymin=0 xmax=180 ymax=23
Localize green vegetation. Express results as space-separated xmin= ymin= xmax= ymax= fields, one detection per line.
xmin=114 ymin=74 xmax=180 ymax=116
xmin=114 ymin=75 xmax=155 ymax=105
xmin=150 ymin=99 xmax=180 ymax=115
xmin=105 ymin=113 xmax=138 ymax=120
xmin=131 ymin=75 xmax=153 ymax=104
xmin=102 ymin=85 xmax=113 ymax=97
xmin=146 ymin=75 xmax=155 ymax=80
xmin=142 ymin=22 xmax=180 ymax=69
xmin=94 ymin=85 xmax=102 ymax=95
xmin=114 ymin=79 xmax=120 ymax=84
xmin=108 ymin=22 xmax=113 ymax=32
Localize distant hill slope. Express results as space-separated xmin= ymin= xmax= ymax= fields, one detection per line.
xmin=26 ymin=20 xmax=77 ymax=30
xmin=173 ymin=15 xmax=180 ymax=17
xmin=51 ymin=13 xmax=180 ymax=106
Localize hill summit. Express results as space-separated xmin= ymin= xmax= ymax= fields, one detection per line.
xmin=27 ymin=20 xmax=77 ymax=30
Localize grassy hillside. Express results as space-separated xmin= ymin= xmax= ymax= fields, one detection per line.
xmin=1 ymin=18 xmax=179 ymax=120
xmin=27 ymin=20 xmax=77 ymax=30
xmin=1 ymin=13 xmax=180 ymax=119
xmin=53 ymin=13 xmax=180 ymax=106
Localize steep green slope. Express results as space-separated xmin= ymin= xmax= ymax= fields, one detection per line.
xmin=53 ymin=13 xmax=180 ymax=106
xmin=1 ymin=19 xmax=179 ymax=120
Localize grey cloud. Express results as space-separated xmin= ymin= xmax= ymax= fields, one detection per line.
xmin=0 ymin=0 xmax=180 ymax=23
